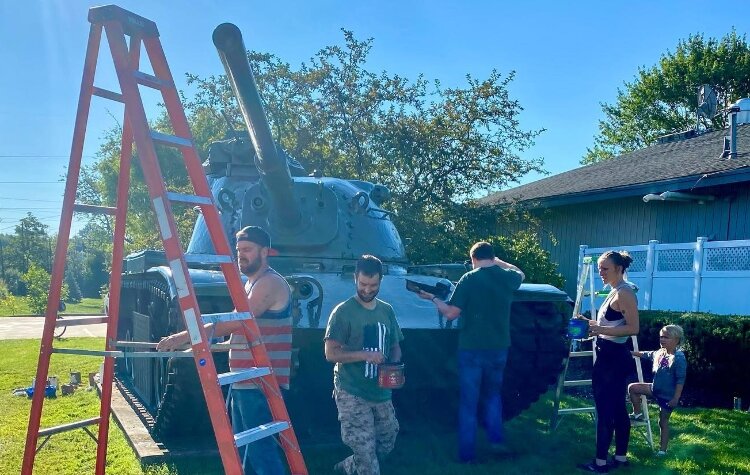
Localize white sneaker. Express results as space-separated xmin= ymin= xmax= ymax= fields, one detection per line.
xmin=656 ymin=450 xmax=667 ymax=457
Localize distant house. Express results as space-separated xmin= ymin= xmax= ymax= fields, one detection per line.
xmin=482 ymin=124 xmax=750 ymax=299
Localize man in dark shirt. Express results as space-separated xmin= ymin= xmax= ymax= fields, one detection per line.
xmin=418 ymin=241 xmax=524 ymax=464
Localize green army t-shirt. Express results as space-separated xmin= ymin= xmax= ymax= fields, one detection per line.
xmin=325 ymin=297 xmax=404 ymax=402
xmin=448 ymin=265 xmax=523 ymax=350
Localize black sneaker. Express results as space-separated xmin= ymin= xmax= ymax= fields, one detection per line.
xmin=577 ymin=460 xmax=609 ymax=473
xmin=609 ymin=457 xmax=630 ymax=469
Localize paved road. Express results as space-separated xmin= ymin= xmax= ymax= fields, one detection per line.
xmin=0 ymin=316 xmax=107 ymax=339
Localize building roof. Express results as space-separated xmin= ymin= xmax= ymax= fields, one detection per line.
xmin=481 ymin=124 xmax=750 ymax=208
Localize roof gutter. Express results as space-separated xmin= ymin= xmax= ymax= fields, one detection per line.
xmin=642 ymin=191 xmax=716 ymax=204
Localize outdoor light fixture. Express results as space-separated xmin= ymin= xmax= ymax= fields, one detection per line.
xmin=642 ymin=191 xmax=716 ymax=204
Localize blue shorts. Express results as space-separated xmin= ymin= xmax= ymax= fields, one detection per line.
xmin=655 ymin=396 xmax=674 ymax=414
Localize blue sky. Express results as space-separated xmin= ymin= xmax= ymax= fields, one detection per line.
xmin=0 ymin=1 xmax=748 ymax=235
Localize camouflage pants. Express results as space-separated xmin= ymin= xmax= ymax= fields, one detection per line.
xmin=334 ymin=388 xmax=399 ymax=475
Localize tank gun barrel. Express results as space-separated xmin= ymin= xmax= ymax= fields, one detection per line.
xmin=212 ymin=23 xmax=301 ymax=228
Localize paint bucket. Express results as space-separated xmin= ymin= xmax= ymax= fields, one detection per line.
xmin=378 ymin=363 xmax=405 ymax=389
xmin=567 ymin=318 xmax=589 ymax=339
xmin=48 ymin=376 xmax=59 ymax=389
xmin=70 ymin=371 xmax=82 ymax=386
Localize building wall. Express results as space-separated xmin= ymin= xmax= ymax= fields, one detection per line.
xmin=512 ymin=183 xmax=750 ymax=297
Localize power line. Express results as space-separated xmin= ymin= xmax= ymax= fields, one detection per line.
xmin=0 ymin=181 xmax=64 ymax=184
xmin=0 ymin=155 xmax=96 ymax=158
xmin=0 ymin=207 xmax=61 ymax=210
xmin=0 ymin=196 xmax=61 ymax=203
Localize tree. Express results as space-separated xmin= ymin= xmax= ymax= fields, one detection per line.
xmin=583 ymin=30 xmax=750 ymax=164
xmin=82 ymin=30 xmax=544 ymax=262
xmin=5 ymin=214 xmax=52 ymax=275
xmin=22 ymin=263 xmax=68 ymax=315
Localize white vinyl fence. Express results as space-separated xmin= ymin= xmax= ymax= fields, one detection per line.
xmin=578 ymin=238 xmax=750 ymax=316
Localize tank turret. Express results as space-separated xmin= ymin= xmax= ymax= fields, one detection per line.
xmin=212 ymin=23 xmax=301 ymax=231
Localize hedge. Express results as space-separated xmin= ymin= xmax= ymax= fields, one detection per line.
xmin=638 ymin=310 xmax=750 ymax=409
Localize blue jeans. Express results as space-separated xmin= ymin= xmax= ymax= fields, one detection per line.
xmin=231 ymin=388 xmax=286 ymax=475
xmin=457 ymin=348 xmax=509 ymax=463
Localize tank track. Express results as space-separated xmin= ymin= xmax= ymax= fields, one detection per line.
xmin=502 ymin=300 xmax=569 ymax=420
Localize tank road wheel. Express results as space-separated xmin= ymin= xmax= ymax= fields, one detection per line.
xmin=502 ymin=301 xmax=569 ymax=420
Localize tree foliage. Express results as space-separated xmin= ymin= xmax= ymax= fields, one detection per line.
xmin=22 ymin=263 xmax=68 ymax=315
xmin=83 ymin=30 xmax=544 ymax=264
xmin=491 ymin=231 xmax=565 ymax=288
xmin=583 ymin=30 xmax=750 ymax=164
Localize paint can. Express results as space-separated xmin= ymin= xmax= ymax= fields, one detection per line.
xmin=734 ymin=397 xmax=742 ymax=410
xmin=567 ymin=318 xmax=589 ymax=339
xmin=48 ymin=376 xmax=59 ymax=389
xmin=70 ymin=371 xmax=82 ymax=386
xmin=378 ymin=363 xmax=405 ymax=389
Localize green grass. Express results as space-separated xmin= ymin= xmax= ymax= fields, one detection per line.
xmin=0 ymin=297 xmax=103 ymax=317
xmin=1 ymin=337 xmax=748 ymax=474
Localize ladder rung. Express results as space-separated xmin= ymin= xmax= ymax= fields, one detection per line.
xmin=56 ymin=315 xmax=108 ymax=327
xmin=38 ymin=417 xmax=100 ymax=437
xmin=564 ymin=379 xmax=592 ymax=387
xmin=73 ymin=203 xmax=117 ymax=215
xmin=92 ymin=86 xmax=124 ymax=103
xmin=166 ymin=192 xmax=213 ymax=205
xmin=114 ymin=340 xmax=249 ymax=351
xmin=558 ymin=407 xmax=596 ymax=415
xmin=235 ymin=421 xmax=289 ymax=448
xmin=133 ymin=71 xmax=173 ymax=90
xmin=184 ymin=253 xmax=234 ymax=265
xmin=150 ymin=130 xmax=192 ymax=148
xmin=570 ymin=351 xmax=594 ymax=357
xmin=202 ymin=312 xmax=252 ymax=325
xmin=51 ymin=348 xmax=193 ymax=358
xmin=217 ymin=368 xmax=271 ymax=386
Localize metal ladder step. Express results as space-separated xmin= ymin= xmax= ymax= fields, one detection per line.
xmin=91 ymin=86 xmax=124 ymax=103
xmin=51 ymin=347 xmax=193 ymax=358
xmin=56 ymin=315 xmax=108 ymax=327
xmin=73 ymin=203 xmax=118 ymax=215
xmin=184 ymin=253 xmax=234 ymax=265
xmin=38 ymin=417 xmax=100 ymax=437
xmin=558 ymin=407 xmax=596 ymax=415
xmin=570 ymin=350 xmax=594 ymax=357
xmin=217 ymin=368 xmax=271 ymax=386
xmin=235 ymin=421 xmax=290 ymax=448
xmin=202 ymin=311 xmax=252 ymax=325
xmin=150 ymin=130 xmax=192 ymax=148
xmin=166 ymin=192 xmax=213 ymax=205
xmin=563 ymin=379 xmax=592 ymax=387
xmin=133 ymin=71 xmax=173 ymax=90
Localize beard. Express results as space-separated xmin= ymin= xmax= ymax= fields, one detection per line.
xmin=239 ymin=257 xmax=262 ymax=276
xmin=357 ymin=288 xmax=379 ymax=303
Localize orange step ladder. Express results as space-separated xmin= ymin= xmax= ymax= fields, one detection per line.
xmin=22 ymin=5 xmax=307 ymax=474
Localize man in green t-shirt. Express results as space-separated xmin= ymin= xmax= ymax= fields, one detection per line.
xmin=418 ymin=241 xmax=524 ymax=464
xmin=325 ymin=255 xmax=404 ymax=475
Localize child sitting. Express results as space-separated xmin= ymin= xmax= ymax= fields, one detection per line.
xmin=629 ymin=324 xmax=687 ymax=457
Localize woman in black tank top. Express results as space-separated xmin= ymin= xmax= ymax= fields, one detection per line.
xmin=577 ymin=251 xmax=640 ymax=473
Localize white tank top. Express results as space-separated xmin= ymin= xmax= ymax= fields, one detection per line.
xmin=596 ymin=282 xmax=631 ymax=344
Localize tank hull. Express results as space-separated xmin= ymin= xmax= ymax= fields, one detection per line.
xmin=114 ymin=265 xmax=570 ymax=443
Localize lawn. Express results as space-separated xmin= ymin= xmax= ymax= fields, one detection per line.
xmin=0 ymin=297 xmax=104 ymax=317
xmin=1 ymin=337 xmax=748 ymax=474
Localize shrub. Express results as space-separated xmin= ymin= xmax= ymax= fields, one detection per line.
xmin=491 ymin=231 xmax=565 ymax=288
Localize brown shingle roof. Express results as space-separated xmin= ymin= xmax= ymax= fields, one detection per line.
xmin=481 ymin=124 xmax=750 ymax=207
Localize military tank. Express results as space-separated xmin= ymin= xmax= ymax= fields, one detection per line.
xmin=114 ymin=23 xmax=570 ymax=443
